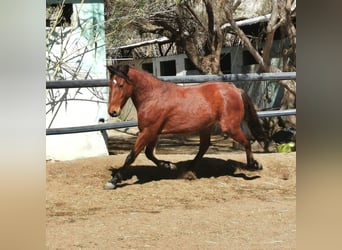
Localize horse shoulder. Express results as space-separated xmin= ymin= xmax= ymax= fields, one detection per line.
xmin=136 ymin=84 xmax=173 ymax=122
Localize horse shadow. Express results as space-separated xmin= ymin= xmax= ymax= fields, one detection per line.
xmin=109 ymin=157 xmax=261 ymax=188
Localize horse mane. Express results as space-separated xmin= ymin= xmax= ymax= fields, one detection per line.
xmin=129 ymin=66 xmax=160 ymax=80
xmin=107 ymin=64 xmax=175 ymax=90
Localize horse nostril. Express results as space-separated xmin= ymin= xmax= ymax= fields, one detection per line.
xmin=110 ymin=111 xmax=118 ymax=117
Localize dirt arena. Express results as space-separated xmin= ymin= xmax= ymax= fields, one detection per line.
xmin=46 ymin=131 xmax=296 ymax=249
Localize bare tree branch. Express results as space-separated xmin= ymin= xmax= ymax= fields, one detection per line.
xmin=224 ymin=3 xmax=267 ymax=70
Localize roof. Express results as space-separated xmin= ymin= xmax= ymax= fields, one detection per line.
xmin=117 ymin=37 xmax=170 ymax=51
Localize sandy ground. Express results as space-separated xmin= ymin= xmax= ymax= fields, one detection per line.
xmin=46 ymin=132 xmax=296 ymax=249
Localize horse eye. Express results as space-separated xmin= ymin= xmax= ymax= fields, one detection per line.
xmin=119 ymin=84 xmax=124 ymax=89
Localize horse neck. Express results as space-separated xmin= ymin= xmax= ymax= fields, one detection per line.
xmin=128 ymin=68 xmax=165 ymax=108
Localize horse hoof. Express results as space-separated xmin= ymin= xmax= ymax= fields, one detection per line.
xmin=249 ymin=161 xmax=263 ymax=171
xmin=104 ymin=182 xmax=116 ymax=190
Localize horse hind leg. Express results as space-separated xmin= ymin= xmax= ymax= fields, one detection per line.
xmin=222 ymin=125 xmax=262 ymax=170
xmin=192 ymin=127 xmax=212 ymax=166
xmin=145 ymin=137 xmax=177 ymax=170
xmin=179 ymin=127 xmax=212 ymax=180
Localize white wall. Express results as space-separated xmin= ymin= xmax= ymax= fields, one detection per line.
xmin=46 ymin=2 xmax=108 ymax=161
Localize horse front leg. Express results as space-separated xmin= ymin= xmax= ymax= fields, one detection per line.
xmin=145 ymin=137 xmax=177 ymax=170
xmin=104 ymin=129 xmax=155 ymax=189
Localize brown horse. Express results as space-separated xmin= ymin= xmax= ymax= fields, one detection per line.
xmin=104 ymin=65 xmax=267 ymax=189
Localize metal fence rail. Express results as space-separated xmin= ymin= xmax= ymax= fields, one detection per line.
xmin=46 ymin=72 xmax=296 ymax=135
xmin=46 ymin=109 xmax=296 ymax=135
xmin=46 ymin=120 xmax=138 ymax=135
xmin=46 ymin=72 xmax=296 ymax=89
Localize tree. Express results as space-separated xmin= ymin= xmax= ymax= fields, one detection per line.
xmin=224 ymin=0 xmax=296 ymax=101
xmin=132 ymin=0 xmax=234 ymax=74
xmin=131 ymin=0 xmax=296 ymax=137
xmin=224 ymin=0 xmax=296 ymax=133
xmin=104 ymin=0 xmax=177 ymax=51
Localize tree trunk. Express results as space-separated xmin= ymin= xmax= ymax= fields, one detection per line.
xmin=224 ymin=0 xmax=296 ymax=140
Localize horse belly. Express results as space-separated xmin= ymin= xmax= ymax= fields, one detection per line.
xmin=161 ymin=108 xmax=217 ymax=134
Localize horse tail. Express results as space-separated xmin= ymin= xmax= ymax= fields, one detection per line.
xmin=241 ymin=90 xmax=268 ymax=146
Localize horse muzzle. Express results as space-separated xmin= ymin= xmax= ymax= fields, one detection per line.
xmin=109 ymin=108 xmax=121 ymax=117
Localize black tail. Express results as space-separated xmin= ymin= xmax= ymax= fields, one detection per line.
xmin=241 ymin=90 xmax=268 ymax=145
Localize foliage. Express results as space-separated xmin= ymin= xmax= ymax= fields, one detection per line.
xmin=106 ymin=0 xmax=296 ymax=77
xmin=276 ymin=142 xmax=295 ymax=153
xmin=104 ymin=0 xmax=176 ymax=49
xmin=130 ymin=0 xmax=231 ymax=74
xmin=46 ymin=1 xmax=107 ymax=128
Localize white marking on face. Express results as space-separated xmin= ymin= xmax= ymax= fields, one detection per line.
xmin=113 ymin=79 xmax=117 ymax=85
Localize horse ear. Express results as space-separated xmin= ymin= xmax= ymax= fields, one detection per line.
xmin=107 ymin=65 xmax=116 ymax=76
xmin=119 ymin=65 xmax=130 ymax=78
xmin=106 ymin=65 xmax=129 ymax=80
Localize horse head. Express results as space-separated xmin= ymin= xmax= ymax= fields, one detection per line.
xmin=107 ymin=65 xmax=133 ymax=117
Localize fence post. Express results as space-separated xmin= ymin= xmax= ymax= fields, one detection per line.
xmin=99 ymin=118 xmax=109 ymax=153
